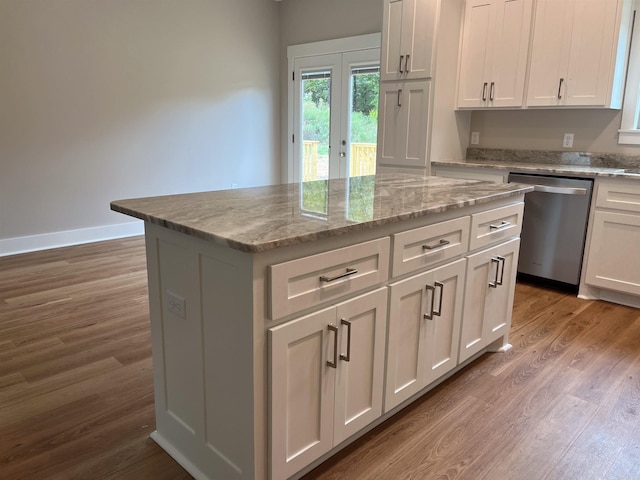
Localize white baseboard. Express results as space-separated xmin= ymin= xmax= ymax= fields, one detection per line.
xmin=0 ymin=221 xmax=144 ymax=257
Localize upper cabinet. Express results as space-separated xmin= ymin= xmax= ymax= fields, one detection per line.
xmin=457 ymin=0 xmax=534 ymax=109
xmin=381 ymin=0 xmax=438 ymax=81
xmin=526 ymin=0 xmax=632 ymax=108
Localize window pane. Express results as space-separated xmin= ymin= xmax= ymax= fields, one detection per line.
xmin=349 ymin=68 xmax=379 ymax=177
xmin=302 ymin=72 xmax=331 ymax=181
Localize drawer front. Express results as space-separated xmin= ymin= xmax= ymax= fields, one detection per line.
xmin=392 ymin=216 xmax=470 ymax=277
xmin=269 ymin=238 xmax=390 ymax=320
xmin=469 ymin=203 xmax=524 ymax=251
xmin=595 ymin=180 xmax=640 ymax=213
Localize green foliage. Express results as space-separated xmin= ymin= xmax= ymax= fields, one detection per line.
xmin=352 ymin=73 xmax=379 ymax=115
xmin=350 ymin=110 xmax=378 ymax=144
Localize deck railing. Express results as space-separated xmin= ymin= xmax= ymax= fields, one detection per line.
xmin=302 ymin=141 xmax=377 ymax=180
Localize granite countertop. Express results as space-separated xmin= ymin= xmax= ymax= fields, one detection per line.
xmin=111 ymin=174 xmax=533 ymax=253
xmin=432 ymin=148 xmax=640 ymax=179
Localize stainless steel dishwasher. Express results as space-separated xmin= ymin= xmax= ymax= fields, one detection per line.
xmin=508 ymin=173 xmax=594 ymax=288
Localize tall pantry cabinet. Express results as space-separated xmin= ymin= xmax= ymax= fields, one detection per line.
xmin=377 ymin=0 xmax=438 ymax=172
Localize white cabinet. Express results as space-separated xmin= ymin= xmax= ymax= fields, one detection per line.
xmin=385 ymin=259 xmax=466 ymax=411
xmin=459 ymin=238 xmax=520 ymax=363
xmin=457 ymin=0 xmax=533 ymax=109
xmin=526 ymin=0 xmax=631 ymax=108
xmin=584 ymin=179 xmax=640 ymax=296
xmin=377 ymin=80 xmax=431 ymax=168
xmin=381 ymin=0 xmax=438 ymax=81
xmin=269 ymin=288 xmax=388 ymax=480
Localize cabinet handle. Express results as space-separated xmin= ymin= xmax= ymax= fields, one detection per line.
xmin=433 ymin=281 xmax=444 ymax=317
xmin=424 ymin=284 xmax=436 ymax=320
xmin=405 ymin=54 xmax=410 ymax=73
xmin=423 ymin=239 xmax=450 ymax=251
xmin=320 ymin=268 xmax=358 ymax=283
xmin=340 ymin=319 xmax=351 ymax=362
xmin=489 ymin=220 xmax=511 ymax=230
xmin=482 ymin=82 xmax=488 ymax=101
xmin=397 ymin=89 xmax=402 ymax=107
xmin=489 ymin=82 xmax=495 ymax=101
xmin=327 ymin=324 xmax=338 ymax=368
xmin=489 ymin=257 xmax=501 ymax=288
xmin=399 ymin=55 xmax=404 ymax=74
xmin=497 ymin=255 xmax=506 ymax=286
xmin=488 ymin=256 xmax=506 ymax=288
xmin=558 ymin=78 xmax=564 ymax=99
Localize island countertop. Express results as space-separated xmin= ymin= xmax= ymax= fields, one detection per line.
xmin=111 ymin=173 xmax=533 ymax=253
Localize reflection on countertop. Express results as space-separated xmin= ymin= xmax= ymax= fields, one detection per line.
xmin=111 ymin=173 xmax=532 ymax=253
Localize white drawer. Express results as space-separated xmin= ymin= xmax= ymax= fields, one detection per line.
xmin=469 ymin=203 xmax=524 ymax=251
xmin=269 ymin=238 xmax=390 ymax=320
xmin=391 ymin=216 xmax=470 ymax=277
xmin=595 ymin=180 xmax=640 ymax=214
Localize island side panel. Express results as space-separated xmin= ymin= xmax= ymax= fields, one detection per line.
xmin=144 ymin=222 xmax=257 ymax=480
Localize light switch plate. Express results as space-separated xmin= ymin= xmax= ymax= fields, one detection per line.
xmin=471 ymin=132 xmax=480 ymax=145
xmin=563 ymin=133 xmax=574 ymax=148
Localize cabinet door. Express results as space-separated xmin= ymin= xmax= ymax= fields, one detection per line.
xmin=333 ymin=288 xmax=388 ymax=445
xmin=457 ymin=0 xmax=494 ymax=108
xmin=269 ymin=308 xmax=336 ymax=480
xmin=422 ymin=259 xmax=466 ymax=386
xmin=526 ymin=0 xmax=574 ymax=106
xmin=489 ymin=0 xmax=533 ymax=107
xmin=460 ymin=238 xmax=520 ymax=363
xmin=381 ymin=0 xmax=405 ymax=80
xmin=377 ymin=81 xmax=430 ymax=168
xmin=403 ymin=0 xmax=437 ymax=80
xmin=564 ymin=0 xmax=618 ymax=106
xmin=381 ymin=0 xmax=436 ymax=81
xmin=385 ymin=259 xmax=465 ymax=411
xmin=585 ymin=211 xmax=640 ymax=296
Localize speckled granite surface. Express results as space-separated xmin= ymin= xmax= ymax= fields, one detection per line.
xmin=111 ymin=174 xmax=532 ymax=253
xmin=437 ymin=148 xmax=640 ymax=177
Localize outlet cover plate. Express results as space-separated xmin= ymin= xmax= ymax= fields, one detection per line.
xmin=166 ymin=290 xmax=186 ymax=319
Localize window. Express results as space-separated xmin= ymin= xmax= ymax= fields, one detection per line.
xmin=620 ymin=1 xmax=640 ymax=144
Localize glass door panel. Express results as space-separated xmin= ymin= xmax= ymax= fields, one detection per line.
xmin=301 ymin=71 xmax=331 ymax=181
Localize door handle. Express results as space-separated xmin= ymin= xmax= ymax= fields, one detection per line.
xmin=489 ymin=82 xmax=495 ymax=101
xmin=558 ymin=78 xmax=564 ymax=99
xmin=399 ymin=55 xmax=404 ymax=74
xmin=532 ymin=185 xmax=587 ymax=195
xmin=424 ymin=284 xmax=436 ymax=320
xmin=327 ymin=324 xmax=338 ymax=368
xmin=433 ymin=281 xmax=444 ymax=317
xmin=482 ymin=82 xmax=488 ymax=101
xmin=397 ymin=89 xmax=402 ymax=107
xmin=489 ymin=257 xmax=500 ymax=288
xmin=340 ymin=319 xmax=351 ymax=362
xmin=405 ymin=54 xmax=410 ymax=73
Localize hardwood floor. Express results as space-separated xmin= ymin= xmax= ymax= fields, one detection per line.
xmin=1 ymin=237 xmax=639 ymax=480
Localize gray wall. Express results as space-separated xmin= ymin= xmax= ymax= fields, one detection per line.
xmin=1 ymin=0 xmax=280 ymax=252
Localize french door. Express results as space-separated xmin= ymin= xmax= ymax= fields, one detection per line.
xmin=291 ymin=47 xmax=380 ymax=182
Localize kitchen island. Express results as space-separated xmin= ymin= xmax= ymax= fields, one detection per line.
xmin=111 ymin=174 xmax=532 ymax=480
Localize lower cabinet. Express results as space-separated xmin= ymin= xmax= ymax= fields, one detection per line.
xmin=385 ymin=258 xmax=466 ymax=411
xmin=459 ymin=238 xmax=520 ymax=363
xmin=269 ymin=288 xmax=388 ymax=480
xmin=585 ymin=210 xmax=640 ymax=295
xmin=584 ymin=179 xmax=640 ymax=297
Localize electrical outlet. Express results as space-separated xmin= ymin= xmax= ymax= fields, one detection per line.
xmin=562 ymin=133 xmax=574 ymax=148
xmin=471 ymin=132 xmax=480 ymax=145
xmin=166 ymin=291 xmax=186 ymax=319
xmin=231 ymin=183 xmax=238 ymax=189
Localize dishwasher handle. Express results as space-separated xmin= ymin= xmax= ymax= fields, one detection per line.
xmin=531 ymin=184 xmax=587 ymax=196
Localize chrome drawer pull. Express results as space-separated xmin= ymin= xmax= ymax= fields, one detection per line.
xmin=340 ymin=319 xmax=351 ymax=362
xmin=424 ymin=284 xmax=436 ymax=320
xmin=489 ymin=221 xmax=511 ymax=230
xmin=320 ymin=268 xmax=358 ymax=283
xmin=423 ymin=239 xmax=450 ymax=251
xmin=327 ymin=325 xmax=338 ymax=368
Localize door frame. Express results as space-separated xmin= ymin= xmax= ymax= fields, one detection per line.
xmin=286 ymin=33 xmax=381 ymax=184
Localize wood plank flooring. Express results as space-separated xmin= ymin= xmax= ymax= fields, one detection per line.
xmin=1 ymin=237 xmax=639 ymax=480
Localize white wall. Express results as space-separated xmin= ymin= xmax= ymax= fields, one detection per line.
xmin=0 ymin=0 xmax=281 ymax=255
xmin=278 ymin=0 xmax=383 ymax=182
xmin=470 ymin=109 xmax=640 ymax=154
